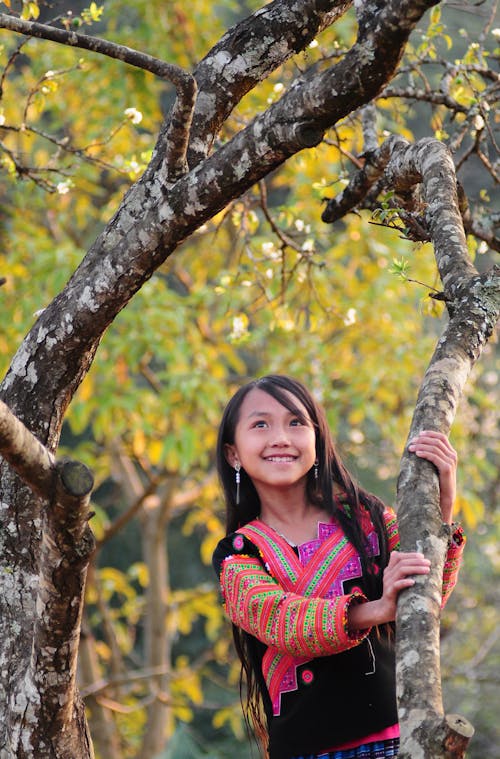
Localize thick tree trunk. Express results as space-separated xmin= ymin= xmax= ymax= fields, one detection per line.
xmin=0 ymin=402 xmax=95 ymax=757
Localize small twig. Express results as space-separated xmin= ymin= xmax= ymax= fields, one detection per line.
xmin=0 ymin=13 xmax=197 ymax=180
xmin=258 ymin=180 xmax=302 ymax=252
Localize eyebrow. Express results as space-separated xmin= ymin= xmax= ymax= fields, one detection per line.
xmin=245 ymin=409 xmax=306 ymax=420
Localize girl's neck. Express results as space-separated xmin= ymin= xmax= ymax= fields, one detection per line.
xmin=258 ymin=496 xmax=328 ymax=547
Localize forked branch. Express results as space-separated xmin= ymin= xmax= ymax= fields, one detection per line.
xmin=0 ymin=13 xmax=197 ymax=180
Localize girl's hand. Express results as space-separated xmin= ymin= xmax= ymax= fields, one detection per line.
xmin=377 ymin=550 xmax=431 ymax=622
xmin=408 ymin=430 xmax=457 ymax=524
xmin=348 ymin=551 xmax=431 ymax=630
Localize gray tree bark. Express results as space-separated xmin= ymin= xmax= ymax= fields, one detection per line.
xmin=323 ymin=135 xmax=499 ymax=755
xmin=0 ymin=401 xmax=95 ymax=758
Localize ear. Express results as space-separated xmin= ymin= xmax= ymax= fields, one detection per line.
xmin=224 ymin=444 xmax=239 ymax=469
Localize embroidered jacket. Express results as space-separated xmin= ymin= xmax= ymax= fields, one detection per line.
xmin=213 ymin=506 xmax=465 ymax=759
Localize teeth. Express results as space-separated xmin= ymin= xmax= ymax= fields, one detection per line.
xmin=267 ymin=457 xmax=295 ymax=462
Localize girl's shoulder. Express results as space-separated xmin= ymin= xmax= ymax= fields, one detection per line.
xmin=212 ymin=530 xmax=261 ymax=576
xmin=335 ymin=490 xmax=396 ymax=526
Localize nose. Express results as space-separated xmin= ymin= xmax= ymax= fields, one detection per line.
xmin=270 ymin=427 xmax=291 ymax=446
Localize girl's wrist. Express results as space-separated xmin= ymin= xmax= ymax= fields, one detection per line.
xmin=440 ymin=500 xmax=454 ymax=525
xmin=348 ymin=598 xmax=392 ymax=632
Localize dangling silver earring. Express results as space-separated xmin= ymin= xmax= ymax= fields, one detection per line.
xmin=235 ymin=463 xmax=241 ymax=505
xmin=314 ymin=458 xmax=319 ymax=481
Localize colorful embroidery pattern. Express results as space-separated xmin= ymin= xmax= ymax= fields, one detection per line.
xmin=218 ymin=507 xmax=465 ymax=719
xmin=291 ymin=737 xmax=400 ymax=758
xmin=384 ymin=512 xmax=399 ymax=551
xmin=221 ymin=519 xmax=370 ymax=715
xmin=442 ymin=525 xmax=466 ymax=608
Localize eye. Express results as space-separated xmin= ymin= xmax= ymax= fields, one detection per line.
xmin=290 ymin=417 xmax=305 ymax=426
xmin=252 ymin=420 xmax=268 ymax=428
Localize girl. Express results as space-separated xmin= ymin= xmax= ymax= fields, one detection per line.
xmin=212 ymin=375 xmax=465 ymax=759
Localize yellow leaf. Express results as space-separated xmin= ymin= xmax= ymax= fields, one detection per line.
xmin=454 ymin=493 xmax=484 ymax=529
xmin=99 ymin=567 xmax=135 ymax=600
xmin=78 ymin=373 xmax=94 ymax=402
xmin=430 ymin=6 xmax=441 ymax=25
xmin=95 ymin=640 xmax=111 ymax=661
xmin=21 ymin=1 xmax=39 ymax=19
xmin=173 ymin=705 xmax=193 ymax=721
xmin=132 ymin=427 xmax=146 ymax=456
xmin=147 ymin=438 xmax=163 ymax=465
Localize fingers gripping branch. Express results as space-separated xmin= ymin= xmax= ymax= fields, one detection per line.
xmin=0 ymin=13 xmax=197 ymax=181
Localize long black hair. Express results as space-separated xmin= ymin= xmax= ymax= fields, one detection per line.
xmin=216 ymin=375 xmax=390 ymax=752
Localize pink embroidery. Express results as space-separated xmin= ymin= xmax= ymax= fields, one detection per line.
xmin=238 ymin=519 xmax=373 ymax=716
xmin=298 ymin=522 xmax=336 ymax=565
xmin=301 ymin=668 xmax=314 ymax=685
xmin=232 ymin=534 xmax=244 ymax=551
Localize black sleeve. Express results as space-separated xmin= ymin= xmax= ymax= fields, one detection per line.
xmin=212 ymin=532 xmax=263 ymax=578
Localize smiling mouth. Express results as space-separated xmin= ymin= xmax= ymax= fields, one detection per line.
xmin=265 ymin=456 xmax=297 ymax=463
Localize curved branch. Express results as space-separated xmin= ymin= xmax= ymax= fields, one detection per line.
xmin=167 ymin=0 xmax=353 ymax=170
xmin=352 ymin=137 xmax=498 ymax=757
xmin=321 ymin=128 xmax=499 ymax=755
xmin=0 ymin=13 xmax=196 ymax=181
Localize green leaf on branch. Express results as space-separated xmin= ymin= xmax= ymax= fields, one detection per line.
xmin=389 ymin=256 xmax=411 ymax=280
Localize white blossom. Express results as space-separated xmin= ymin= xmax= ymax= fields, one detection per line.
xmin=124 ymin=107 xmax=143 ymax=125
xmin=230 ymin=314 xmax=249 ymax=340
xmin=343 ymin=308 xmax=357 ymax=326
xmin=56 ymin=181 xmax=72 ymax=195
xmin=349 ymin=429 xmax=365 ymax=444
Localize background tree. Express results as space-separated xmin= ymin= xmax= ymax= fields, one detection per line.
xmin=0 ymin=1 xmax=498 ymax=758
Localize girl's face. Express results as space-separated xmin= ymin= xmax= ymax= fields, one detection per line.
xmin=225 ymin=387 xmax=316 ymax=498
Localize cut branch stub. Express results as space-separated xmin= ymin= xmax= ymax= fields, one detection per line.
xmin=59 ymin=459 xmax=94 ymax=498
xmin=51 ymin=459 xmax=95 ymax=549
xmin=442 ymin=714 xmax=475 ymax=758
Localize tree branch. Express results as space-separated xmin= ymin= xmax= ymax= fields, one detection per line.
xmin=321 ymin=135 xmax=398 ymax=223
xmin=0 ymin=398 xmax=55 ymax=497
xmin=0 ymin=13 xmax=196 ymax=181
xmin=321 ymin=126 xmax=499 ymax=755
xmin=173 ymin=0 xmax=353 ymax=169
xmin=381 ymin=138 xmax=498 ymax=757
